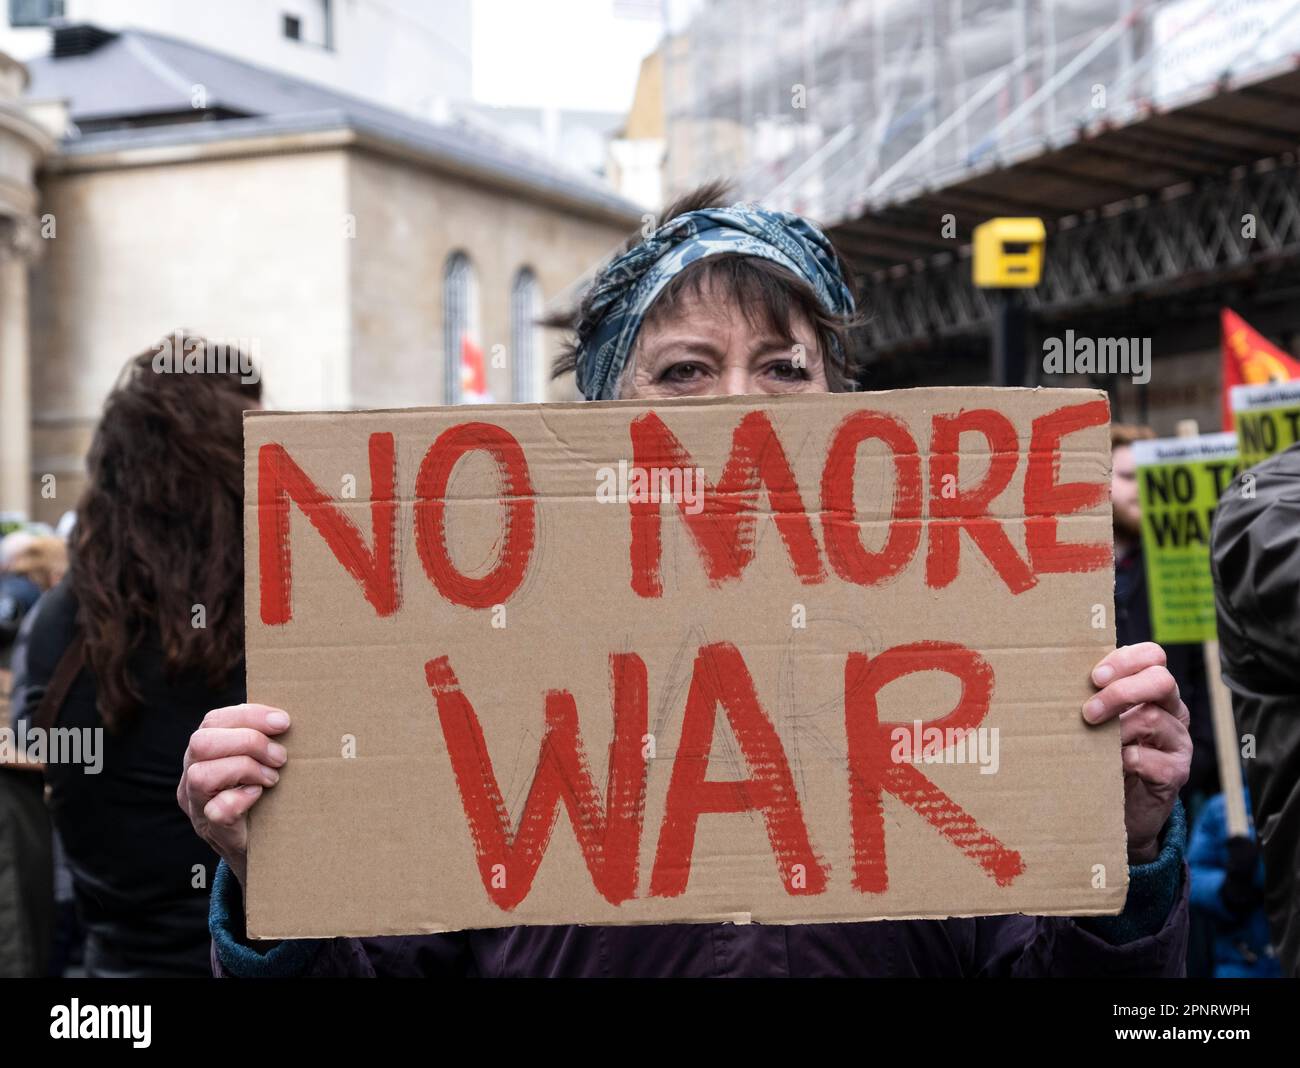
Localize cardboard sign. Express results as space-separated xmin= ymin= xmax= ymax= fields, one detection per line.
xmin=1231 ymin=381 xmax=1300 ymax=468
xmin=242 ymin=388 xmax=1125 ymax=939
xmin=1133 ymin=433 xmax=1240 ymax=644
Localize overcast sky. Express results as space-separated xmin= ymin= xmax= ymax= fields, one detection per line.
xmin=471 ymin=0 xmax=665 ymax=113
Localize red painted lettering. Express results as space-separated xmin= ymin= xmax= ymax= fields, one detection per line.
xmin=628 ymin=410 xmax=825 ymax=597
xmin=650 ymin=641 xmax=828 ymax=898
xmin=414 ymin=422 xmax=536 ymax=608
xmin=843 ymin=641 xmax=1024 ymax=892
xmin=425 ymin=652 xmax=649 ymax=909
xmin=1024 ymin=400 xmax=1110 ymax=574
xmin=820 ymin=411 xmax=922 ymax=586
xmin=257 ymin=433 xmax=398 ymax=625
xmin=927 ymin=409 xmax=1036 ymax=593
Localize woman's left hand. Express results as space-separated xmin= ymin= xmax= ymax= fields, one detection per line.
xmin=1083 ymin=642 xmax=1193 ymax=864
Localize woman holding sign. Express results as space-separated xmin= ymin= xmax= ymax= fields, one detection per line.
xmin=179 ymin=184 xmax=1192 ymax=977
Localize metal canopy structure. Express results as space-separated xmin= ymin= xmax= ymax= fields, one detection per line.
xmin=861 ymin=154 xmax=1300 ymax=353
xmin=832 ymin=61 xmax=1300 ymax=274
xmin=665 ymin=0 xmax=1300 ymax=364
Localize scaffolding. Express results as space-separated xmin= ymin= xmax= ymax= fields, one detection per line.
xmin=663 ymin=0 xmax=1300 ymax=224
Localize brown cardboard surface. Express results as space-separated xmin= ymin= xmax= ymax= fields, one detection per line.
xmin=243 ymin=387 xmax=1126 ymax=939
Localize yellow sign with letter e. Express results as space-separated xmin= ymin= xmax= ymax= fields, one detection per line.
xmin=973 ymin=218 xmax=1045 ymax=288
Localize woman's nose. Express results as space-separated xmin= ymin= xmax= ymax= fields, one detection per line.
xmin=717 ymin=365 xmax=754 ymax=397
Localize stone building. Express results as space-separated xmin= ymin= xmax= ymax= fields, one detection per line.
xmin=8 ymin=26 xmax=640 ymax=526
xmin=0 ymin=47 xmax=51 ymax=522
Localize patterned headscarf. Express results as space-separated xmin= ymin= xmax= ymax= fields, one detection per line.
xmin=574 ymin=203 xmax=857 ymax=401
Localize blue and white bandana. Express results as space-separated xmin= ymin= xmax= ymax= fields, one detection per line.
xmin=574 ymin=203 xmax=856 ymax=400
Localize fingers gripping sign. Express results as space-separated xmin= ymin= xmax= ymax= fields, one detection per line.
xmin=178 ymin=704 xmax=291 ymax=887
xmin=1083 ymin=644 xmax=1192 ymax=863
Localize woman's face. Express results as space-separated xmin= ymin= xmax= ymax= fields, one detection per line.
xmin=621 ymin=281 xmax=831 ymax=399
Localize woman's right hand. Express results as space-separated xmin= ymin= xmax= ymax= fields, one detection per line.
xmin=177 ymin=703 xmax=290 ymax=889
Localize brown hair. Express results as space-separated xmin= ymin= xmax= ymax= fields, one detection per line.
xmin=1111 ymin=423 xmax=1156 ymax=449
xmin=70 ymin=335 xmax=261 ymax=730
xmin=549 ymin=180 xmax=864 ymax=391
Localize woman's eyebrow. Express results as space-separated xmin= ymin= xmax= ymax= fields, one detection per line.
xmin=645 ymin=336 xmax=724 ymax=358
xmin=748 ymin=333 xmax=809 ymax=356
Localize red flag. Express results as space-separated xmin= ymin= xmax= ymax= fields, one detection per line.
xmin=1221 ymin=308 xmax=1300 ymax=429
xmin=460 ymin=335 xmax=492 ymax=404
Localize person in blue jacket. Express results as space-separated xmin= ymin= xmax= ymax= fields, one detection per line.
xmin=1188 ymin=788 xmax=1281 ymax=978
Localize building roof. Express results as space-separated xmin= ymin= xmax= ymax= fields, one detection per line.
xmin=23 ymin=25 xmax=641 ymax=222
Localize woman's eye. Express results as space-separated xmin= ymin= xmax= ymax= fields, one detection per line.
xmin=768 ymin=360 xmax=810 ymax=381
xmin=661 ymin=362 xmax=706 ymax=383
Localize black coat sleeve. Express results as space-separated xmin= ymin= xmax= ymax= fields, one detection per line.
xmin=1211 ymin=444 xmax=1300 ymax=978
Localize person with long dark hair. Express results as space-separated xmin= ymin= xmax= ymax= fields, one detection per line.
xmin=13 ymin=337 xmax=261 ymax=977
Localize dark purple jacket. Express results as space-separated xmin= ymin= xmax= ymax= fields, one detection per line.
xmin=209 ymin=807 xmax=1190 ymax=977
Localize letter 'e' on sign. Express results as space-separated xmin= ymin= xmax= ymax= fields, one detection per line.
xmin=242 ymin=387 xmax=1125 ymax=938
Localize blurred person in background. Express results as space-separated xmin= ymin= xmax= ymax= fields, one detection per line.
xmin=7 ymin=536 xmax=67 ymax=597
xmin=0 ymin=531 xmax=44 ymax=676
xmin=181 ymin=185 xmax=1192 ymax=978
xmin=1111 ymin=425 xmax=1217 ymax=811
xmin=12 ymin=337 xmax=261 ymax=977
xmin=1212 ymin=441 xmax=1300 ymax=979
xmin=1 ymin=533 xmax=65 ymax=697
xmin=0 ymin=535 xmax=66 ymax=976
xmin=1112 ymin=423 xmax=1223 ymax=977
xmin=1188 ymin=787 xmax=1280 ymax=977
xmin=4 ymin=536 xmax=72 ymax=711
xmin=4 ymin=536 xmax=74 ymax=974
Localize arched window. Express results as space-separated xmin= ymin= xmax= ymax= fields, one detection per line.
xmin=510 ymin=267 xmax=543 ymax=402
xmin=442 ymin=251 xmax=479 ymax=404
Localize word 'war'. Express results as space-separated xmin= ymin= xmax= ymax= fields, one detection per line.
xmin=423 ymin=638 xmax=1024 ymax=910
